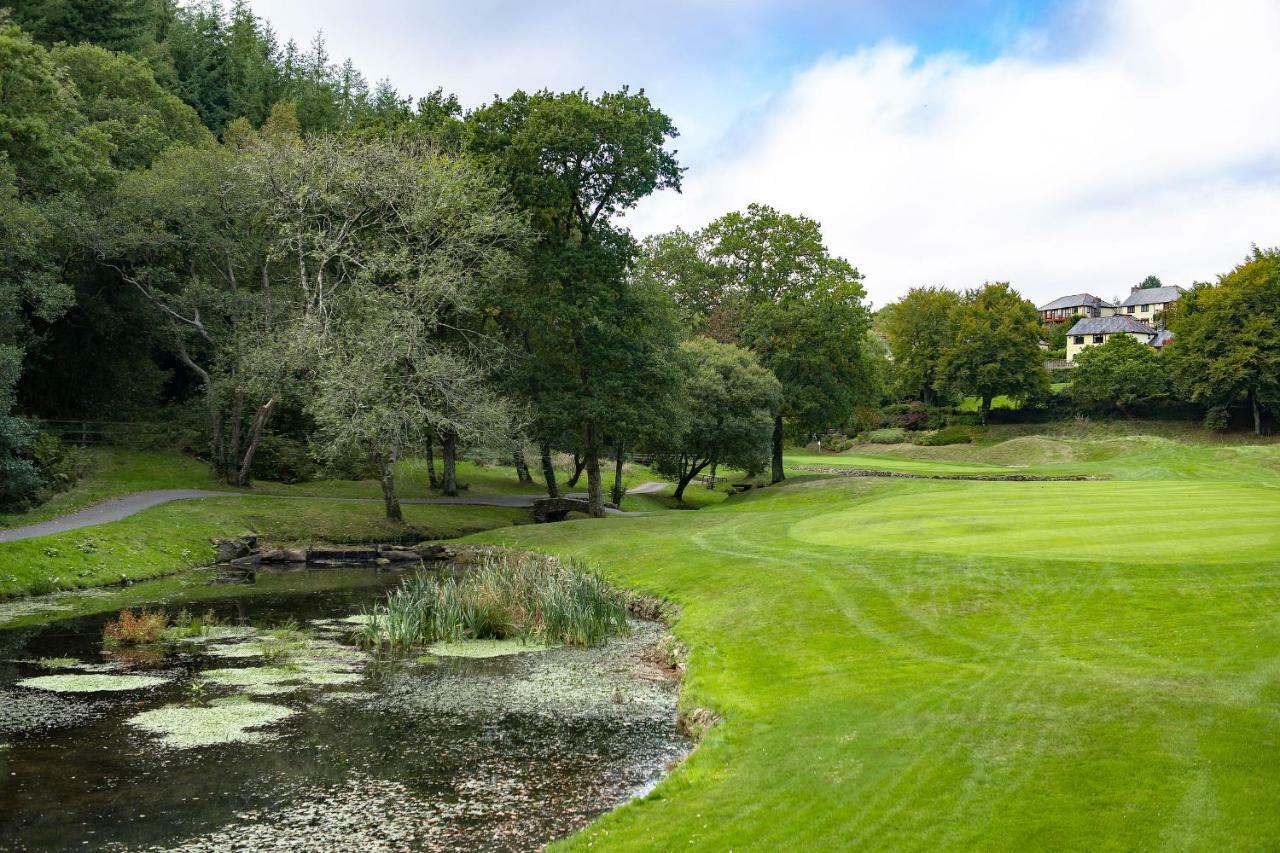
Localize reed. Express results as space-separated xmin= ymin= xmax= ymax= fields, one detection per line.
xmin=359 ymin=551 xmax=629 ymax=649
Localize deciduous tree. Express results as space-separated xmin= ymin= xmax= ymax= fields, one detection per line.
xmin=939 ymin=282 xmax=1049 ymax=424
xmin=1165 ymin=247 xmax=1280 ymax=435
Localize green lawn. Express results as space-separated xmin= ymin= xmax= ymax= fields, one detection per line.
xmin=0 ymin=496 xmax=528 ymax=598
xmin=468 ymin=438 xmax=1280 ymax=850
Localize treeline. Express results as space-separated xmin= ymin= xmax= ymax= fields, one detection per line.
xmin=878 ymin=256 xmax=1280 ymax=434
xmin=0 ymin=1 xmax=882 ymax=514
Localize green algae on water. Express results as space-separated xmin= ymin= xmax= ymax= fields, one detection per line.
xmin=17 ymin=674 xmax=168 ymax=693
xmin=127 ymin=697 xmax=295 ymax=748
xmin=426 ymin=638 xmax=555 ymax=659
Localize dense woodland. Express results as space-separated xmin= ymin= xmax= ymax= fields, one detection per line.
xmin=0 ymin=0 xmax=1276 ymax=515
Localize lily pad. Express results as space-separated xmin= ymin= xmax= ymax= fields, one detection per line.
xmin=127 ymin=697 xmax=295 ymax=748
xmin=17 ymin=674 xmax=168 ymax=693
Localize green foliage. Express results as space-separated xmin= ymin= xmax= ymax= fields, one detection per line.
xmin=649 ymin=338 xmax=781 ymax=500
xmin=1137 ymin=274 xmax=1164 ymax=290
xmin=864 ymin=427 xmax=909 ymax=444
xmin=1070 ymin=333 xmax=1168 ymax=413
xmin=882 ymin=286 xmax=959 ymax=404
xmin=360 ymin=551 xmax=628 ymax=649
xmin=939 ymin=282 xmax=1050 ymax=424
xmin=1165 ymin=247 xmax=1280 ymax=435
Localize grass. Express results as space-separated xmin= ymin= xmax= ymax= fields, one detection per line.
xmin=359 ymin=550 xmax=629 ymax=649
xmin=467 ymin=435 xmax=1280 ymax=850
xmin=0 ymin=496 xmax=527 ymax=598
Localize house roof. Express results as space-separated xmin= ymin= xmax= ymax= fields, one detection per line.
xmin=1038 ymin=293 xmax=1112 ymax=312
xmin=1151 ymin=329 xmax=1174 ymax=348
xmin=1066 ymin=316 xmax=1157 ymax=336
xmin=1118 ymin=285 xmax=1184 ymax=307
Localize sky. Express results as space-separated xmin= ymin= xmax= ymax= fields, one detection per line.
xmin=247 ymin=0 xmax=1280 ymax=308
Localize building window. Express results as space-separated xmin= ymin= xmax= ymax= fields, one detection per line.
xmin=1141 ymin=304 xmax=1150 ymax=312
xmin=1092 ymin=335 xmax=1104 ymax=344
xmin=1073 ymin=336 xmax=1084 ymax=345
xmin=1127 ymin=305 xmax=1135 ymax=314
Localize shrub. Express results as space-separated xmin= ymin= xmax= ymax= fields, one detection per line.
xmin=943 ymin=411 xmax=983 ymax=427
xmin=1203 ymin=405 xmax=1230 ymax=431
xmin=819 ymin=435 xmax=852 ymax=453
xmin=918 ymin=426 xmax=974 ymax=446
xmin=864 ymin=427 xmax=909 ymax=444
xmin=103 ymin=609 xmax=168 ymax=646
xmin=250 ymin=434 xmax=317 ymax=483
xmin=359 ymin=551 xmax=629 ymax=649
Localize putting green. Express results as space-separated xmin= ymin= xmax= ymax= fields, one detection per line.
xmin=791 ymin=479 xmax=1280 ymax=562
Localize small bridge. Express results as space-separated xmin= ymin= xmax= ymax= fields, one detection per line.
xmin=531 ymin=496 xmax=623 ymax=522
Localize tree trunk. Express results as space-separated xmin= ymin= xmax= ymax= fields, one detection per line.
xmin=440 ymin=430 xmax=459 ymax=497
xmin=583 ymin=423 xmax=604 ymax=518
xmin=1251 ymin=388 xmax=1265 ymax=436
xmin=424 ymin=433 xmax=440 ymax=489
xmin=234 ymin=396 xmax=277 ymax=487
xmin=610 ymin=440 xmax=626 ymax=508
xmin=706 ymin=460 xmax=718 ymax=489
xmin=513 ymin=445 xmax=533 ymax=484
xmin=376 ymin=448 xmax=402 ymax=522
xmin=539 ymin=442 xmax=559 ymax=498
xmin=674 ymin=456 xmax=708 ymax=503
xmin=771 ymin=414 xmax=785 ymax=484
xmin=979 ymin=395 xmax=992 ymax=426
xmin=567 ymin=450 xmax=586 ymax=488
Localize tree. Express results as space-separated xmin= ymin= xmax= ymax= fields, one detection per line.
xmin=695 ymin=204 xmax=874 ymax=482
xmin=939 ymin=282 xmax=1049 ymax=424
xmin=1165 ymin=247 xmax=1280 ymax=435
xmin=651 ymin=338 xmax=780 ymax=502
xmin=882 ymin=286 xmax=960 ymax=405
xmin=1137 ymin=275 xmax=1163 ymax=290
xmin=290 ymin=138 xmax=526 ymax=518
xmin=467 ymin=87 xmax=683 ymax=517
xmin=1070 ymin=334 xmax=1168 ymax=416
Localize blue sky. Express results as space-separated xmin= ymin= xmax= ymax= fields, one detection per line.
xmin=249 ymin=0 xmax=1280 ymax=306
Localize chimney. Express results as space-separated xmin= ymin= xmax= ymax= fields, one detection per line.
xmin=1131 ymin=285 xmax=1141 ymax=293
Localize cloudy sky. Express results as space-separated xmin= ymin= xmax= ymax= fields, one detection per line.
xmin=248 ymin=0 xmax=1280 ymax=307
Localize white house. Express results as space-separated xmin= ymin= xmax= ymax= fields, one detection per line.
xmin=1116 ymin=285 xmax=1184 ymax=325
xmin=1065 ymin=316 xmax=1159 ymax=362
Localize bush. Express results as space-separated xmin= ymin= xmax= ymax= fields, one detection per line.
xmin=359 ymin=550 xmax=629 ymax=649
xmin=103 ymin=609 xmax=168 ymax=646
xmin=918 ymin=426 xmax=974 ymax=446
xmin=1203 ymin=405 xmax=1230 ymax=431
xmin=864 ymin=427 xmax=909 ymax=444
xmin=819 ymin=434 xmax=852 ymax=453
xmin=943 ymin=411 xmax=982 ymax=427
xmin=250 ymin=434 xmax=317 ymax=483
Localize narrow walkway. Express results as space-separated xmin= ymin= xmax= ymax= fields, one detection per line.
xmin=0 ymin=484 xmax=668 ymax=543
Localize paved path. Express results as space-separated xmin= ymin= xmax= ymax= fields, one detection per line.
xmin=0 ymin=490 xmax=241 ymax=543
xmin=0 ymin=483 xmax=668 ymax=543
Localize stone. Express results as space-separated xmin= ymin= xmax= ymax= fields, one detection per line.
xmin=411 ymin=543 xmax=455 ymax=561
xmin=212 ymin=537 xmax=252 ymax=562
xmin=378 ymin=549 xmax=421 ymax=563
xmin=259 ymin=548 xmax=307 ymax=563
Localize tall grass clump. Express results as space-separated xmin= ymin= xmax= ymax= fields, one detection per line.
xmin=359 ymin=551 xmax=629 ymax=649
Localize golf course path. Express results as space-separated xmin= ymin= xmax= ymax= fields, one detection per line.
xmin=0 ymin=490 xmax=241 ymax=543
xmin=0 ymin=486 xmax=658 ymax=543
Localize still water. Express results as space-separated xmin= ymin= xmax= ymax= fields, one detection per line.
xmin=0 ymin=565 xmax=686 ymax=851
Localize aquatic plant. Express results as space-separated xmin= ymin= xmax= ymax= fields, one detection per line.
xmin=103 ymin=609 xmax=167 ymax=646
xmin=18 ymin=674 xmax=168 ymax=693
xmin=127 ymin=697 xmax=295 ymax=748
xmin=359 ymin=551 xmax=629 ymax=649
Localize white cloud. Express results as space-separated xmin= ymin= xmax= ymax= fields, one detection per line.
xmin=628 ymin=0 xmax=1280 ymax=307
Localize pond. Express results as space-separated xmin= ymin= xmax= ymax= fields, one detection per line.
xmin=0 ymin=564 xmax=687 ymax=851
